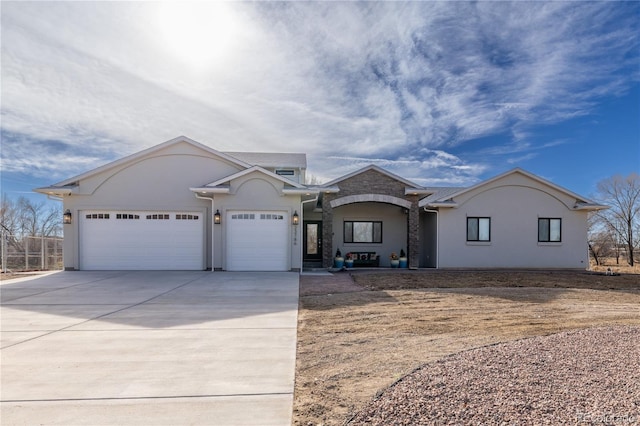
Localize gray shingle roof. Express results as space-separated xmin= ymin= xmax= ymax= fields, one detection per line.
xmin=420 ymin=186 xmax=466 ymax=204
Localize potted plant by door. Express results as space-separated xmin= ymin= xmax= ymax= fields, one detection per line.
xmin=399 ymin=249 xmax=408 ymax=268
xmin=389 ymin=252 xmax=400 ymax=268
xmin=345 ymin=253 xmax=354 ymax=268
xmin=334 ymin=248 xmax=344 ymax=269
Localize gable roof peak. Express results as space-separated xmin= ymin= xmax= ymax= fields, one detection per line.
xmin=49 ymin=136 xmax=251 ymax=187
xmin=322 ymin=164 xmax=422 ymax=188
xmin=202 ymin=165 xmax=307 ymax=189
xmin=420 ymin=167 xmax=604 ymax=209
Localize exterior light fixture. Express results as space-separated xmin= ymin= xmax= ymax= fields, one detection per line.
xmin=214 ymin=210 xmax=221 ymax=224
xmin=292 ymin=210 xmax=299 ymax=225
xmin=63 ymin=209 xmax=72 ymax=224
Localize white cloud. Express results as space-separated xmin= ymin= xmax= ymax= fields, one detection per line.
xmin=507 ymin=153 xmax=538 ymax=165
xmin=1 ymin=1 xmax=638 ymax=185
xmin=310 ymin=147 xmax=487 ymax=187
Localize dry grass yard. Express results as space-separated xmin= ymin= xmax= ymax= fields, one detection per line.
xmin=293 ymin=270 xmax=640 ymax=425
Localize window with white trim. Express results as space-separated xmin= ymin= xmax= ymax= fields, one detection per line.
xmin=538 ymin=218 xmax=561 ymax=242
xmin=467 ymin=217 xmax=490 ymax=241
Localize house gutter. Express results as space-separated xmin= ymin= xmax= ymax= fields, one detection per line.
xmin=423 ymin=208 xmax=439 ymax=269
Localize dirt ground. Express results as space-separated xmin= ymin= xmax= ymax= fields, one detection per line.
xmin=293 ymin=270 xmax=640 ymax=425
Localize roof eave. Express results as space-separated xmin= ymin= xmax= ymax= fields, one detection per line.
xmin=574 ymin=203 xmax=609 ymax=211
xmin=405 ymin=188 xmax=435 ymax=196
xmin=189 ymin=187 xmax=231 ymax=194
xmin=423 ymin=201 xmax=458 ymax=208
xmin=33 ymin=187 xmax=73 ymax=196
xmin=316 ymin=186 xmax=340 ymax=194
xmin=282 ymin=188 xmax=320 ymax=195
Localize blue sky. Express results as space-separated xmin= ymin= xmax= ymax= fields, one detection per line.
xmin=1 ymin=1 xmax=639 ymax=204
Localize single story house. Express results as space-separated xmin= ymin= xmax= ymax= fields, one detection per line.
xmin=35 ymin=136 xmax=606 ymax=271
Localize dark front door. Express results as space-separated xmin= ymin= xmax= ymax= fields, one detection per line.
xmin=303 ymin=221 xmax=322 ymax=261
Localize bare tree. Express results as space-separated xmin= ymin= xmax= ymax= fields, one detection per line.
xmin=1 ymin=194 xmax=20 ymax=236
xmin=1 ymin=195 xmax=62 ymax=239
xmin=17 ymin=197 xmax=61 ymax=237
xmin=595 ymin=173 xmax=640 ymax=266
xmin=588 ymin=214 xmax=606 ymax=266
xmin=305 ymin=174 xmax=322 ymax=185
xmin=588 ymin=227 xmax=613 ymax=267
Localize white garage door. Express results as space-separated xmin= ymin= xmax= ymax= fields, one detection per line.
xmin=226 ymin=211 xmax=288 ymax=271
xmin=80 ymin=211 xmax=204 ymax=270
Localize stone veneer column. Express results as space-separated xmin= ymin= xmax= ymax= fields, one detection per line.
xmin=322 ymin=195 xmax=334 ymax=268
xmin=408 ymin=199 xmax=420 ymax=268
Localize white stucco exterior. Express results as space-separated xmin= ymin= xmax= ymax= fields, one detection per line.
xmin=38 ymin=137 xmax=307 ymax=271
xmin=36 ymin=137 xmax=604 ymax=271
xmin=435 ymin=172 xmax=591 ymax=269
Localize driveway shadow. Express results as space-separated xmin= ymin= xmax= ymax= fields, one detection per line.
xmin=1 ymin=271 xmax=299 ymax=347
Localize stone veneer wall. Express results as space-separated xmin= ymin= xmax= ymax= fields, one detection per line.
xmin=322 ymin=169 xmax=420 ymax=268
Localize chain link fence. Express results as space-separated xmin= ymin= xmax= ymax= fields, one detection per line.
xmin=1 ymin=232 xmax=63 ymax=272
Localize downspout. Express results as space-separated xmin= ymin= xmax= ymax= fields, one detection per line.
xmin=195 ymin=193 xmax=215 ymax=271
xmin=423 ymin=208 xmax=439 ymax=269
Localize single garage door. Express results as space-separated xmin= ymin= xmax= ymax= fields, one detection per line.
xmin=80 ymin=211 xmax=204 ymax=270
xmin=226 ymin=211 xmax=288 ymax=271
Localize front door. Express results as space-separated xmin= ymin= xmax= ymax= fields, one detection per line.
xmin=303 ymin=221 xmax=322 ymax=262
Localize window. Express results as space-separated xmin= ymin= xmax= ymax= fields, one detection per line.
xmin=146 ymin=214 xmax=170 ymax=220
xmin=260 ymin=214 xmax=284 ymax=220
xmin=85 ymin=213 xmax=110 ymax=219
xmin=467 ymin=217 xmax=490 ymax=241
xmin=538 ymin=218 xmax=561 ymax=242
xmin=176 ymin=214 xmax=199 ymax=220
xmin=275 ymin=169 xmax=295 ymax=176
xmin=231 ymin=213 xmax=255 ymax=220
xmin=116 ymin=213 xmax=139 ymax=220
xmin=344 ymin=221 xmax=382 ymax=243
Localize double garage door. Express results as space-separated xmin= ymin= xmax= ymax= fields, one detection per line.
xmin=80 ymin=210 xmax=289 ymax=271
xmin=80 ymin=211 xmax=204 ymax=270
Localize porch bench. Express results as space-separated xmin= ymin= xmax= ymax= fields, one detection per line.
xmin=349 ymin=252 xmax=380 ymax=267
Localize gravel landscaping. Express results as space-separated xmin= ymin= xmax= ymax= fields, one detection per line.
xmin=293 ymin=271 xmax=640 ymax=425
xmin=348 ymin=326 xmax=640 ymax=425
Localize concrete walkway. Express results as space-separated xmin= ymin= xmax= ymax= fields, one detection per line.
xmin=1 ymin=271 xmax=299 ymax=425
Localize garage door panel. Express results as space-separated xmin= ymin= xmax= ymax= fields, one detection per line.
xmin=80 ymin=211 xmax=203 ymax=270
xmin=227 ymin=211 xmax=288 ymax=271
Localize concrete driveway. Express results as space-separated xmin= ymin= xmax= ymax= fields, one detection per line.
xmin=0 ymin=271 xmax=299 ymax=426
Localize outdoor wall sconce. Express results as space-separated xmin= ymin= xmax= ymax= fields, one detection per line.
xmin=214 ymin=210 xmax=221 ymax=224
xmin=63 ymin=209 xmax=72 ymax=224
xmin=292 ymin=210 xmax=299 ymax=225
